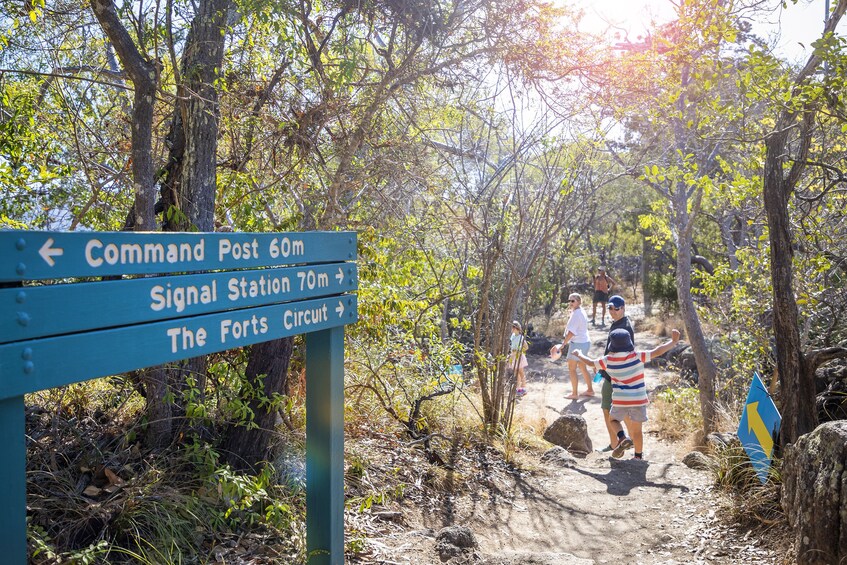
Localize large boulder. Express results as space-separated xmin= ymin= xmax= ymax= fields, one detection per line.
xmin=542 ymin=414 xmax=592 ymax=457
xmin=782 ymin=421 xmax=847 ymax=564
xmin=525 ymin=335 xmax=559 ymax=356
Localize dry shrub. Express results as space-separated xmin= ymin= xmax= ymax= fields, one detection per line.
xmin=531 ymin=309 xmax=570 ymax=338
xmin=644 ymin=313 xmax=685 ymax=339
xmin=651 ymin=385 xmax=703 ymax=441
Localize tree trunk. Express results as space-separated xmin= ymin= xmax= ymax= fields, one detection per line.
xmin=180 ymin=0 xmax=228 ymax=232
xmin=221 ymin=337 xmax=294 ymax=470
xmin=758 ymin=0 xmax=847 ymax=443
xmin=90 ymin=0 xmax=165 ymax=446
xmin=763 ymin=128 xmax=814 ymax=445
xmin=641 ymin=236 xmax=652 ymax=316
xmin=673 ymin=187 xmax=719 ymax=435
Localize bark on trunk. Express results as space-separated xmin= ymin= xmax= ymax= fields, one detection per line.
xmin=763 ymin=129 xmax=815 ymax=445
xmin=641 ymin=236 xmax=652 ymax=316
xmin=221 ymin=337 xmax=294 ymax=470
xmin=90 ymin=0 xmax=164 ymax=446
xmin=180 ymin=0 xmax=228 ymax=232
xmin=676 ymin=233 xmax=719 ymax=434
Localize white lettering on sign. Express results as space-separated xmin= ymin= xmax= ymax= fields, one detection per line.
xmin=220 ymin=315 xmax=269 ymax=343
xmin=268 ymin=237 xmax=305 ymax=258
xmin=296 ymin=269 xmax=329 ymax=290
xmin=150 ymin=281 xmax=217 ymax=313
xmin=227 ymin=273 xmax=291 ymax=301
xmin=85 ymin=239 xmax=205 ymax=267
xmin=166 ymin=326 xmax=207 ymax=353
xmin=218 ymin=239 xmax=259 ymax=261
xmin=283 ymin=303 xmax=328 ymax=330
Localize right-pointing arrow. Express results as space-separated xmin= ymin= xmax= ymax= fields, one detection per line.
xmin=335 ymin=267 xmax=344 ymax=284
xmin=335 ymin=301 xmax=345 ymax=317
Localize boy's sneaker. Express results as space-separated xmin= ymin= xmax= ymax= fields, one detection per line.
xmin=632 ymin=453 xmax=644 ymax=461
xmin=611 ymin=436 xmax=633 ymax=459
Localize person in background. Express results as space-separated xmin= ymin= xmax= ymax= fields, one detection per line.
xmin=596 ymin=295 xmax=635 ymax=453
xmin=508 ymin=321 xmax=529 ymax=397
xmin=575 ymin=328 xmax=680 ymax=460
xmin=550 ymin=293 xmax=594 ymax=400
xmin=591 ymin=267 xmax=616 ymax=327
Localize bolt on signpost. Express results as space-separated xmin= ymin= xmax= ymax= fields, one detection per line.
xmin=0 ymin=230 xmax=358 ymax=564
xmin=737 ymin=372 xmax=782 ymax=484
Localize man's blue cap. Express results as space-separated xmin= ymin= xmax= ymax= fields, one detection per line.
xmin=607 ymin=295 xmax=625 ymax=308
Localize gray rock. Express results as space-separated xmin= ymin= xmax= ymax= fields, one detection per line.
xmin=436 ymin=525 xmax=479 ymax=562
xmin=542 ymin=414 xmax=592 ymax=457
xmin=682 ymin=450 xmax=715 ymax=470
xmin=437 ymin=525 xmax=477 ymax=548
xmin=540 ymin=446 xmax=577 ymax=468
xmin=526 ymin=336 xmax=559 ymax=356
xmin=782 ymin=421 xmax=847 ymax=565
xmin=705 ymin=432 xmax=740 ymax=450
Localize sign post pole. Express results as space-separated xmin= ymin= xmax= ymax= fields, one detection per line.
xmin=306 ymin=326 xmax=345 ymax=564
xmin=0 ymin=395 xmax=27 ymax=563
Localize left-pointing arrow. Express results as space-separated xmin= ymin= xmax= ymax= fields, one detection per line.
xmin=38 ymin=238 xmax=64 ymax=267
xmin=335 ymin=301 xmax=344 ymax=316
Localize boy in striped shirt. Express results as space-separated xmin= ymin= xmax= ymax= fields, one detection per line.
xmin=575 ymin=328 xmax=680 ymax=460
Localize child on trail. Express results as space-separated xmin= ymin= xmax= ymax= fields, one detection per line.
xmin=597 ymin=295 xmax=635 ymax=453
xmin=509 ymin=321 xmax=529 ymax=397
xmin=574 ymin=327 xmax=680 ymax=460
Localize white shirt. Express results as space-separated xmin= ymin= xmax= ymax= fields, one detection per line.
xmin=565 ymin=307 xmax=590 ymax=343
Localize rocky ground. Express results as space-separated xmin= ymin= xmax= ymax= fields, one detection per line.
xmin=350 ymin=315 xmax=791 ymax=564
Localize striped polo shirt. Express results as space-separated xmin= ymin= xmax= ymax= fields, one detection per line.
xmin=597 ymin=351 xmax=653 ymax=407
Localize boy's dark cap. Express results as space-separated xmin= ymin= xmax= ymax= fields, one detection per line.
xmin=607 ymin=295 xmax=625 ymax=308
xmin=608 ymin=329 xmax=634 ymax=353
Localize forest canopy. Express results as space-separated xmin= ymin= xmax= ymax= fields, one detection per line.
xmin=3 ymin=0 xmax=847 ymax=561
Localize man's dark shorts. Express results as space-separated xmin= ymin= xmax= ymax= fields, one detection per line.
xmin=593 ymin=290 xmax=609 ymax=304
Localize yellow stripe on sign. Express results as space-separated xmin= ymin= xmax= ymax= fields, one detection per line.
xmin=747 ymin=401 xmax=774 ymax=458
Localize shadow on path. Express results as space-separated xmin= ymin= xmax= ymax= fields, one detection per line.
xmin=571 ymin=459 xmax=691 ymax=497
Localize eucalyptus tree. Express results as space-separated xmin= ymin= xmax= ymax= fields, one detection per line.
xmin=217 ymin=0 xmax=592 ymax=454
xmin=407 ymin=71 xmax=601 ymax=432
xmin=758 ymin=0 xmax=847 ymax=444
xmin=595 ymin=0 xmax=773 ymax=434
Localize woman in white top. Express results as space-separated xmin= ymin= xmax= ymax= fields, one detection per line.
xmin=551 ymin=293 xmax=594 ymax=399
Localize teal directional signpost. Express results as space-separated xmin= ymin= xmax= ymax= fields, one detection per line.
xmin=737 ymin=372 xmax=782 ymax=484
xmin=0 ymin=230 xmax=358 ymax=564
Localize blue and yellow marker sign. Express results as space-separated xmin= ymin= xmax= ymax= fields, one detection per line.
xmin=737 ymin=372 xmax=781 ymax=484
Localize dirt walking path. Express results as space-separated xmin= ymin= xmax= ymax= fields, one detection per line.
xmin=362 ymin=320 xmax=782 ymax=564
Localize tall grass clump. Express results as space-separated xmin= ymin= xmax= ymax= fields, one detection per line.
xmin=711 ymin=443 xmax=785 ymax=528
xmin=651 ymin=386 xmax=703 ymax=441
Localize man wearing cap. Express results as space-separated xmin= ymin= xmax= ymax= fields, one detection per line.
xmin=575 ymin=327 xmax=680 ymax=460
xmin=597 ymin=295 xmax=635 ymax=452
xmin=591 ymin=267 xmax=616 ymax=327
